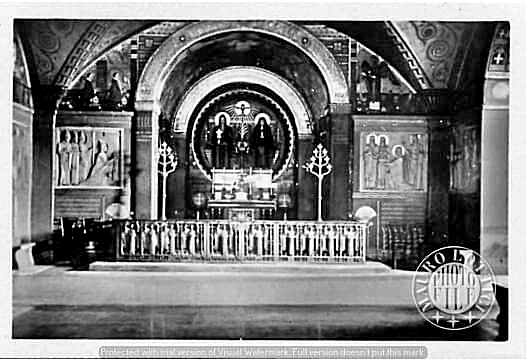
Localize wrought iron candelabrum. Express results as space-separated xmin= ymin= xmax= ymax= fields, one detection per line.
xmin=157 ymin=141 xmax=177 ymax=220
xmin=303 ymin=143 xmax=332 ymax=221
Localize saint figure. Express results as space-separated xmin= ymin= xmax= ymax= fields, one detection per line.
xmin=57 ymin=130 xmax=72 ymax=186
xmin=81 ymin=72 xmax=96 ymax=108
xmin=70 ymin=131 xmax=80 ymax=185
xmin=107 ymin=72 xmax=122 ymax=109
xmin=251 ymin=114 xmax=275 ymax=168
xmin=210 ymin=114 xmax=234 ymax=168
xmin=376 ymin=136 xmax=390 ymax=189
xmin=78 ymin=131 xmax=92 ymax=183
xmin=85 ymin=138 xmax=114 ymax=186
xmin=363 ymin=135 xmax=379 ymax=189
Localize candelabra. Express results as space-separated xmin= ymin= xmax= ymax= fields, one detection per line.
xmin=157 ymin=141 xmax=177 ymax=220
xmin=303 ymin=143 xmax=332 ymax=221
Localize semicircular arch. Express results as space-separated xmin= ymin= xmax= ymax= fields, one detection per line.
xmin=173 ymin=66 xmax=312 ymax=137
xmin=136 ymin=20 xmax=349 ymax=106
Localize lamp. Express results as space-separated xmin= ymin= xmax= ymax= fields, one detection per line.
xmin=192 ymin=192 xmax=208 ymax=220
xmin=277 ymin=193 xmax=292 ymax=220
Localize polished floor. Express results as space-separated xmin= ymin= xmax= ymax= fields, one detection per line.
xmin=13 ymin=304 xmax=501 ymax=340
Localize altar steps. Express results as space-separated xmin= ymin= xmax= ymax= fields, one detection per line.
xmin=88 ymin=261 xmax=392 ymax=275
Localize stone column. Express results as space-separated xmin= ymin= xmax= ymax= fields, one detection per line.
xmin=328 ymin=103 xmax=353 ymax=219
xmin=31 ymin=85 xmax=65 ymax=241
xmin=481 ymin=76 xmax=509 ymax=276
xmin=133 ymin=101 xmax=158 ymax=219
xmin=297 ymin=135 xmax=315 ymax=220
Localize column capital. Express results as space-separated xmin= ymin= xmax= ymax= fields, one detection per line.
xmin=329 ymin=103 xmax=352 ymax=115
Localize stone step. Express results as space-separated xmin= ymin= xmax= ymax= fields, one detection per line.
xmin=89 ymin=261 xmax=392 ymax=275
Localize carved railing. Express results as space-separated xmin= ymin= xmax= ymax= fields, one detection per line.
xmin=114 ymin=220 xmax=367 ymax=263
xmin=375 ymin=223 xmax=426 ymax=270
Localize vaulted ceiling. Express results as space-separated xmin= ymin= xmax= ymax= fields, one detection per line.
xmin=15 ymin=20 xmax=496 ymax=95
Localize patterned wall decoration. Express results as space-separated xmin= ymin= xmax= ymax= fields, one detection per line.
xmin=15 ymin=20 xmax=155 ymax=87
xmin=56 ymin=21 xmax=156 ymax=87
xmin=70 ymin=40 xmax=132 ymax=94
xmin=16 ymin=20 xmax=92 ymax=85
xmin=304 ymin=25 xmax=350 ymax=85
xmin=54 ymin=127 xmax=123 ymax=188
xmin=391 ymin=21 xmax=470 ymax=89
xmin=359 ymin=131 xmax=428 ymax=192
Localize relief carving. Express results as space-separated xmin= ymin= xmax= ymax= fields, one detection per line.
xmin=55 ymin=127 xmax=122 ymax=187
xmin=449 ymin=126 xmax=479 ymax=192
xmin=360 ymin=132 xmax=428 ymax=192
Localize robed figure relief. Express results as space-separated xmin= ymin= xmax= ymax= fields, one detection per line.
xmin=210 ymin=112 xmax=234 ymax=168
xmin=450 ymin=127 xmax=479 ymax=192
xmin=361 ymin=132 xmax=427 ymax=192
xmin=363 ymin=134 xmax=379 ymax=189
xmin=251 ymin=113 xmax=275 ymax=168
xmin=57 ymin=130 xmax=73 ymax=186
xmin=70 ymin=132 xmax=80 ymax=185
xmin=85 ymin=138 xmax=115 ymax=186
xmin=78 ymin=131 xmax=92 ymax=183
xmin=376 ymin=135 xmax=390 ymax=190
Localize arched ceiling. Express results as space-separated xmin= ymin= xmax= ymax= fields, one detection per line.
xmin=159 ymin=31 xmax=329 ymax=121
xmin=301 ymin=21 xmax=496 ymax=92
xmin=14 ymin=19 xmax=495 ymax=96
xmin=15 ymin=20 xmax=158 ymax=87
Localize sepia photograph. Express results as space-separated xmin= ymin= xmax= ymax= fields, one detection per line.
xmin=5 ymin=2 xmax=523 ymax=358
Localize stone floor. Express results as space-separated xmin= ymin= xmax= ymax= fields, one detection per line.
xmin=13 ymin=304 xmax=500 ymax=340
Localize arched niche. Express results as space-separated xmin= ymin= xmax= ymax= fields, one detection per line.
xmin=173 ymin=66 xmax=312 ymax=137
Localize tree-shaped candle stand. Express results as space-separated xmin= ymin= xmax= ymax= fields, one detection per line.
xmin=157 ymin=141 xmax=177 ymax=221
xmin=303 ymin=143 xmax=333 ymax=221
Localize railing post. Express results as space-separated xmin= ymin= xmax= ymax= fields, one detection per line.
xmin=273 ymin=222 xmax=279 ymax=261
xmin=238 ymin=223 xmax=245 ymax=261
xmin=362 ymin=223 xmax=367 ymax=263
xmin=204 ymin=222 xmax=210 ymax=260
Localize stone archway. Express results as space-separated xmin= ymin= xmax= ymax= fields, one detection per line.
xmin=136 ymin=20 xmax=349 ymax=106
xmin=133 ymin=21 xmax=351 ymax=220
xmin=173 ymin=66 xmax=312 ymax=137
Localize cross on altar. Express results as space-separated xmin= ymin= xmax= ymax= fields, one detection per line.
xmin=492 ymin=52 xmax=505 ymax=65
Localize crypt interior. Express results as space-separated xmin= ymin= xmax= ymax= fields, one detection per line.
xmin=12 ymin=20 xmax=509 ymax=274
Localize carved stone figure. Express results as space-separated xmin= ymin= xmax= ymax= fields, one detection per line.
xmin=415 ymin=136 xmax=426 ymax=189
xmin=85 ymin=139 xmax=114 ymax=186
xmin=57 ymin=130 xmax=72 ymax=186
xmin=405 ymin=134 xmax=419 ymax=186
xmin=387 ymin=145 xmax=406 ymax=190
xmin=70 ymin=131 xmax=80 ymax=185
xmin=376 ymin=136 xmax=390 ymax=189
xmin=78 ymin=131 xmax=92 ymax=183
xmin=363 ymin=135 xmax=379 ymax=189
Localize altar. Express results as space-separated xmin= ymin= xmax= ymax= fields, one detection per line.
xmin=208 ymin=168 xmax=277 ymax=220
